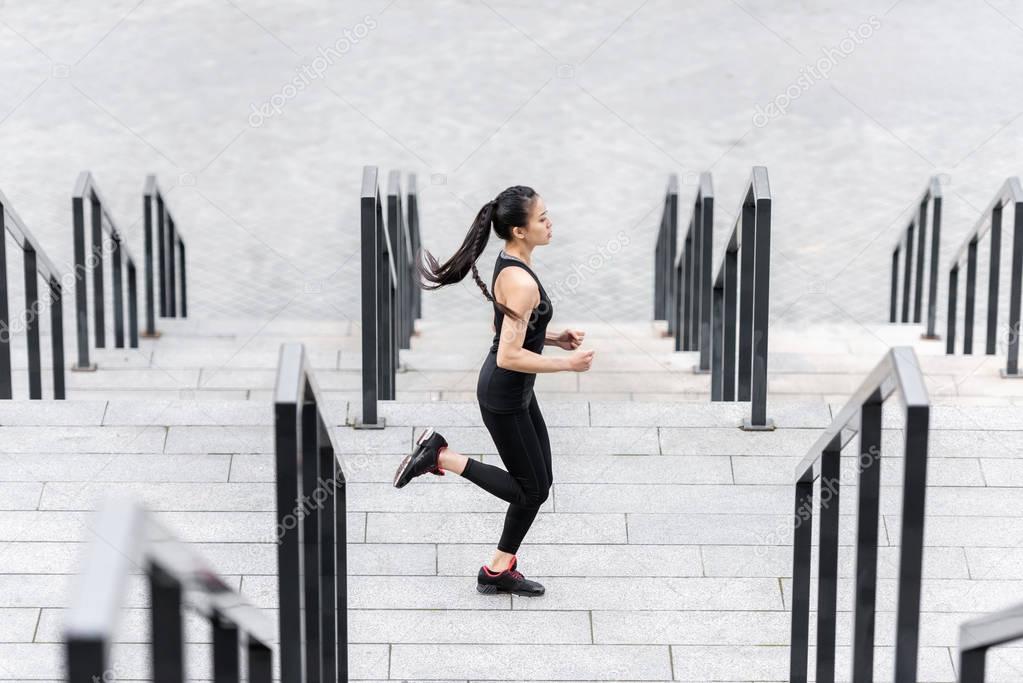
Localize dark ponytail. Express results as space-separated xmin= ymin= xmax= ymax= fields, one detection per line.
xmin=416 ymin=185 xmax=537 ymax=322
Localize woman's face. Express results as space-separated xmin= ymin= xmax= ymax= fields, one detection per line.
xmin=513 ymin=195 xmax=552 ymax=246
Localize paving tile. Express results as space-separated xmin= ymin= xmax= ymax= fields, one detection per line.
xmin=164 ymin=425 xmax=273 ymax=453
xmin=780 ymin=577 xmax=1023 ymax=613
xmin=730 ymin=454 xmax=985 ymax=487
xmin=350 ymin=609 xmax=592 ymax=644
xmin=700 ymin=545 xmax=970 ymax=579
xmin=241 ymin=574 xmax=510 ymax=610
xmin=508 ymin=577 xmax=782 ymax=611
xmin=592 ymin=609 xmax=790 ymax=645
xmin=0 ymin=427 xmax=166 ymax=454
xmin=366 ymin=512 xmax=626 ymax=544
xmin=438 ymin=543 xmax=703 ymax=577
xmin=39 ymin=482 xmax=274 ymax=512
xmin=658 ymin=427 xmax=820 ymax=456
xmin=0 ymin=401 xmax=107 ymax=426
xmin=555 ymin=483 xmax=792 ymax=514
xmin=627 ymin=513 xmax=881 ymax=546
xmin=0 ymin=484 xmax=41 ymax=510
xmin=589 ymin=400 xmax=831 ymax=428
xmin=103 ymin=400 xmax=273 ymax=426
xmin=390 ymin=644 xmax=672 ymax=681
xmin=0 ymin=609 xmax=39 ymax=643
xmin=669 ymin=645 xmax=955 ymax=681
xmin=0 ymin=453 xmax=231 ymax=483
xmin=546 ymin=454 xmax=733 ymax=484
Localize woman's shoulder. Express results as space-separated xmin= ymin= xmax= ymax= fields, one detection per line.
xmin=495 ymin=262 xmax=539 ymax=288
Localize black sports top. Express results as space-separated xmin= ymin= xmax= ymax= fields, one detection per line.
xmin=476 ymin=251 xmax=554 ymax=413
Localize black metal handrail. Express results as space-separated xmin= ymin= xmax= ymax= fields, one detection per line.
xmin=407 ymin=173 xmax=423 ymax=326
xmin=789 ymin=346 xmax=930 ymax=683
xmin=946 ymin=177 xmax=1023 ymax=377
xmin=357 ymin=165 xmax=399 ymax=428
xmin=958 ymin=601 xmax=1023 ymax=681
xmin=388 ymin=170 xmax=416 ymax=352
xmin=63 ymin=497 xmax=275 ymax=681
xmin=72 ymin=172 xmax=140 ymax=370
xmin=654 ymin=174 xmax=679 ymax=325
xmin=0 ymin=187 xmax=66 ymax=399
xmin=274 ymin=342 xmax=348 ymax=682
xmin=890 ymin=176 xmax=942 ymax=338
xmin=671 ymin=172 xmax=714 ymax=369
xmin=143 ymin=175 xmax=188 ymax=337
xmin=710 ymin=166 xmax=773 ymax=430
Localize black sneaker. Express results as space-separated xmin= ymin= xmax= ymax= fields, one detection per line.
xmin=476 ymin=555 xmax=545 ymax=596
xmin=393 ymin=427 xmax=447 ymax=488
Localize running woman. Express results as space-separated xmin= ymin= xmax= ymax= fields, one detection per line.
xmin=392 ymin=185 xmax=595 ymax=596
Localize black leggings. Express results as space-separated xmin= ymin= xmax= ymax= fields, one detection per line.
xmin=461 ymin=394 xmax=552 ymax=554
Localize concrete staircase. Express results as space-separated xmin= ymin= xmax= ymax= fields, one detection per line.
xmin=3 ymin=316 xmax=1023 ymax=681
xmin=30 ymin=316 xmax=1023 ymax=406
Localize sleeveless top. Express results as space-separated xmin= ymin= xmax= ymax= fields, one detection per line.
xmin=476 ymin=250 xmax=554 ymax=413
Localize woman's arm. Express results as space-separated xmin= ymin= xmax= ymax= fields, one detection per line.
xmin=495 ymin=269 xmax=572 ymax=374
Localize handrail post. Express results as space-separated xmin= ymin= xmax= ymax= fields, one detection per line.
xmin=23 ymin=246 xmax=41 ymax=399
xmin=128 ymin=263 xmax=139 ymax=349
xmin=157 ymin=194 xmax=166 ymax=317
xmin=900 ymin=222 xmax=914 ymax=323
xmin=893 ymin=399 xmax=930 ymax=682
xmin=72 ymin=192 xmax=93 ymax=370
xmin=111 ymin=236 xmax=125 ymax=348
xmin=178 ymin=240 xmax=187 ymax=317
xmin=681 ymin=232 xmax=693 ymax=350
xmin=710 ymin=283 xmax=723 ymax=400
xmin=737 ymin=202 xmax=755 ymax=401
xmin=149 ymin=563 xmax=185 ymax=681
xmin=788 ymin=472 xmax=813 ymax=683
xmin=143 ymin=188 xmax=158 ymax=337
xmin=964 ymin=239 xmax=978 ymax=354
xmin=746 ymin=186 xmax=773 ymax=431
xmin=167 ymin=216 xmax=177 ymax=317
xmin=924 ymin=192 xmax=942 ymax=338
xmin=90 ymin=194 xmax=105 ymax=349
xmin=947 ymin=266 xmax=958 ymax=355
xmin=913 ymin=201 xmax=927 ymax=323
xmin=0 ymin=209 xmax=10 ymax=399
xmin=851 ymin=399 xmax=882 ymax=682
xmin=984 ymin=206 xmax=1002 ymax=355
xmin=357 ymin=166 xmax=384 ymax=428
xmin=815 ymin=441 xmax=841 ymax=682
xmin=654 ymin=203 xmax=665 ymax=321
xmin=1004 ymin=200 xmax=1023 ymax=377
xmin=890 ymin=246 xmax=899 ymax=323
xmin=50 ymin=281 xmax=66 ymax=399
xmin=673 ymin=253 xmax=684 ymax=352
xmin=697 ymin=183 xmax=714 ymax=372
xmin=722 ymin=247 xmax=737 ymax=401
xmin=407 ymin=175 xmax=422 ymax=324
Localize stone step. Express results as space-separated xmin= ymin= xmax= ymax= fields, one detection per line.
xmin=3 ymin=395 xmax=1021 ymax=681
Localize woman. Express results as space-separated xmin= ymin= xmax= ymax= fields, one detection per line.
xmin=392 ymin=185 xmax=595 ymax=597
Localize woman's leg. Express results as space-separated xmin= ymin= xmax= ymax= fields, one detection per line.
xmin=456 ymin=404 xmax=550 ymax=560
xmin=527 ymin=394 xmax=553 ymax=487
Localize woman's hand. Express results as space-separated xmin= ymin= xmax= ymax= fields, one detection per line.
xmin=551 ymin=328 xmax=585 ymax=350
xmin=567 ymin=349 xmax=595 ymax=372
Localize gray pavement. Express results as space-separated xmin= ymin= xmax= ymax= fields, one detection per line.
xmin=3 ymin=396 xmax=1023 ymax=680
xmin=0 ymin=1 xmax=1022 ymax=333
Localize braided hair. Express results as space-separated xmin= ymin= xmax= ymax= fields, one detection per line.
xmin=416 ymin=185 xmax=537 ymax=322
